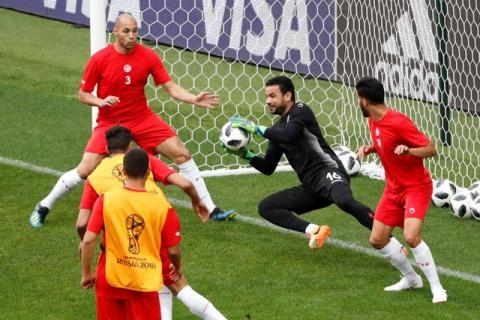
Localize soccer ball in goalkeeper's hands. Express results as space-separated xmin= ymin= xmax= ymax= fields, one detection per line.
xmin=220 ymin=122 xmax=251 ymax=151
xmin=431 ymin=179 xmax=457 ymax=208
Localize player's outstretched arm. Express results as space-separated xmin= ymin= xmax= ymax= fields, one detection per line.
xmin=161 ymin=80 xmax=219 ymax=108
xmin=166 ymin=173 xmax=209 ymax=222
xmin=192 ymin=92 xmax=220 ymax=108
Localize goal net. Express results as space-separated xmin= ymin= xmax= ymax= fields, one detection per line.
xmin=93 ymin=0 xmax=479 ymax=187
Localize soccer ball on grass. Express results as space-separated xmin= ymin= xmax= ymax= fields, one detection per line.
xmin=468 ymin=181 xmax=480 ymax=200
xmin=431 ymin=179 xmax=457 ymax=208
xmin=450 ymin=190 xmax=473 ymax=219
xmin=471 ymin=195 xmax=480 ymax=221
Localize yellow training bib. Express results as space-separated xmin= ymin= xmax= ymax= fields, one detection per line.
xmin=103 ymin=187 xmax=170 ymax=292
xmin=88 ymin=154 xmax=165 ymax=197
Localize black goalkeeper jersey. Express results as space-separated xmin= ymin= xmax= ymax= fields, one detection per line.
xmin=250 ymin=102 xmax=346 ymax=189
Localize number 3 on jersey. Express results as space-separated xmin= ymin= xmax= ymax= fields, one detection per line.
xmin=326 ymin=171 xmax=342 ymax=182
xmin=125 ymin=75 xmax=131 ymax=85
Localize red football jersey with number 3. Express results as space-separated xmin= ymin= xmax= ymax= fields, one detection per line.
xmin=80 ymin=44 xmax=171 ymax=122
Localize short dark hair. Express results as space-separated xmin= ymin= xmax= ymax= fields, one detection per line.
xmin=355 ymin=77 xmax=385 ymax=104
xmin=266 ymin=76 xmax=296 ymax=102
xmin=105 ymin=126 xmax=132 ymax=152
xmin=123 ymin=148 xmax=149 ymax=179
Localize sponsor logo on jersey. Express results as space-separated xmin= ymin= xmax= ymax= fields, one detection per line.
xmin=123 ymin=64 xmax=132 ymax=73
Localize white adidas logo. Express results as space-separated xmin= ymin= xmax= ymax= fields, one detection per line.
xmin=374 ymin=0 xmax=440 ymax=102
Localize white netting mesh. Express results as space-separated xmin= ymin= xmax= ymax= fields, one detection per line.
xmin=336 ymin=0 xmax=480 ymax=187
xmin=101 ymin=0 xmax=479 ymax=187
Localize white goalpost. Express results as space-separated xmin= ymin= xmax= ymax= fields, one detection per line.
xmin=89 ymin=0 xmax=479 ymax=188
xmin=89 ymin=0 xmax=106 ymax=129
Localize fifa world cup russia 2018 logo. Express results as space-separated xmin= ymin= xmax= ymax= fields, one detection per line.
xmin=126 ymin=214 xmax=145 ymax=254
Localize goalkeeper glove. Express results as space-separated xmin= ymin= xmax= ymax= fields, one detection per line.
xmin=220 ymin=143 xmax=256 ymax=161
xmin=230 ymin=115 xmax=267 ymax=137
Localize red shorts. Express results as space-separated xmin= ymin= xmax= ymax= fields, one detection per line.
xmin=95 ymin=253 xmax=160 ymax=320
xmin=374 ymin=183 xmax=433 ymax=228
xmin=85 ymin=112 xmax=176 ymax=155
xmin=161 ymin=249 xmax=180 ymax=286
xmin=96 ymin=293 xmax=160 ymax=320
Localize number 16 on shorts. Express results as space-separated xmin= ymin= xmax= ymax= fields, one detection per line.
xmin=326 ymin=171 xmax=343 ymax=184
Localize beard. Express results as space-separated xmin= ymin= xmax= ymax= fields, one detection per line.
xmin=269 ymin=103 xmax=286 ymax=115
xmin=359 ymin=103 xmax=370 ymax=118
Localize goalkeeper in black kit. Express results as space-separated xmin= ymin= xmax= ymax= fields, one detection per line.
xmin=224 ymin=76 xmax=374 ymax=249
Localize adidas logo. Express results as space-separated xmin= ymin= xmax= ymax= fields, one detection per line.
xmin=374 ymin=0 xmax=442 ymax=103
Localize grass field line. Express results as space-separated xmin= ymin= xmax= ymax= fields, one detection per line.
xmin=0 ymin=156 xmax=64 ymax=176
xmin=2 ymin=155 xmax=479 ymax=285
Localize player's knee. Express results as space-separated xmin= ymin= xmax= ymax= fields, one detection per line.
xmin=78 ymin=152 xmax=105 ymax=176
xmin=171 ymin=151 xmax=192 ymax=165
xmin=258 ymin=198 xmax=274 ymax=219
xmin=403 ymin=232 xmax=421 ymax=248
xmin=76 ymin=166 xmax=92 ymax=179
xmin=77 ymin=157 xmax=102 ymax=178
xmin=369 ymin=235 xmax=386 ymax=249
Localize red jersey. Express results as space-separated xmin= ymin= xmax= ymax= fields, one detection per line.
xmin=368 ymin=109 xmax=432 ymax=189
xmin=80 ymin=44 xmax=171 ymax=123
xmin=87 ymin=194 xmax=182 ymax=298
xmin=79 ymin=153 xmax=176 ymax=210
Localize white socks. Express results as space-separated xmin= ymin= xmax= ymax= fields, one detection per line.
xmin=40 ymin=169 xmax=83 ymax=209
xmin=158 ymin=286 xmax=173 ymax=320
xmin=178 ymin=159 xmax=216 ymax=213
xmin=411 ymin=240 xmax=444 ymax=292
xmin=378 ymin=237 xmax=418 ymax=281
xmin=176 ymin=285 xmax=227 ymax=320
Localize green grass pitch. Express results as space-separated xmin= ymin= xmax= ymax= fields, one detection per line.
xmin=0 ymin=8 xmax=479 ymax=319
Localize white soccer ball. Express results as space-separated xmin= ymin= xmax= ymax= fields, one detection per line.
xmin=450 ymin=190 xmax=473 ymax=219
xmin=471 ymin=195 xmax=480 ymax=221
xmin=431 ymin=179 xmax=457 ymax=208
xmin=468 ymin=181 xmax=480 ymax=200
xmin=337 ymin=149 xmax=361 ymax=176
xmin=219 ymin=122 xmax=251 ymax=151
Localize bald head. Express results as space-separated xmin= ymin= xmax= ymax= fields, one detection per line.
xmin=114 ymin=13 xmax=137 ymax=30
xmin=113 ymin=13 xmax=138 ymax=53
